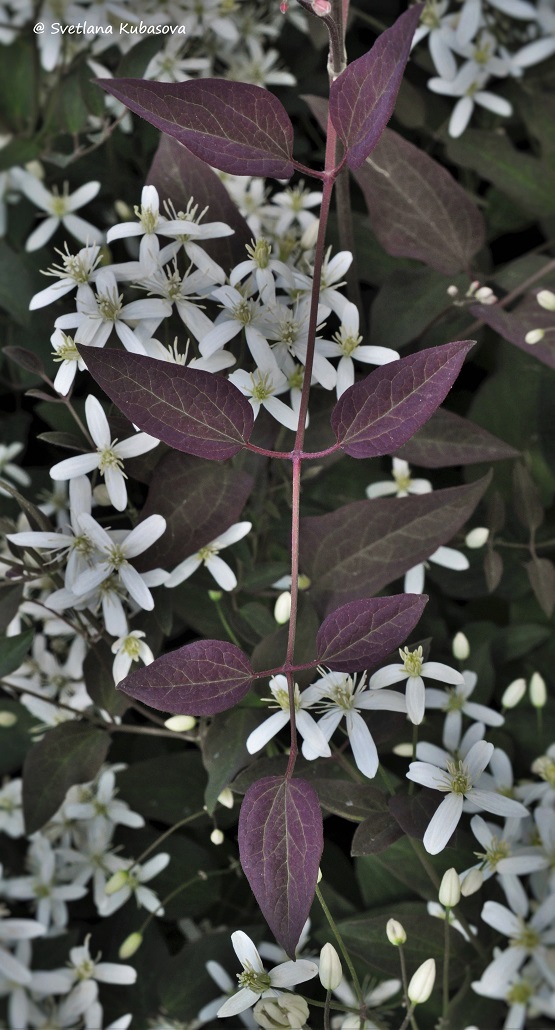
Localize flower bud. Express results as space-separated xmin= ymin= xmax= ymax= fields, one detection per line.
xmin=114 ymin=200 xmax=132 ymax=220
xmin=92 ymin=484 xmax=111 ymax=506
xmin=502 ymin=678 xmax=526 ymax=709
xmin=274 ymin=591 xmax=292 ymax=624
xmin=438 ymin=868 xmax=461 ymax=909
xmin=447 ymin=285 xmax=459 ymax=299
xmin=208 ymin=589 xmax=222 ymax=602
xmin=525 ymin=328 xmax=545 ymax=345
xmin=392 ymin=743 xmax=414 ymax=758
xmin=217 ymin=787 xmax=234 ymax=809
xmin=465 ymin=527 xmax=489 ymax=549
xmin=210 ymin=828 xmax=224 ymax=846
xmin=386 ymin=918 xmax=406 ymax=945
xmin=253 ymin=994 xmax=309 ymax=1028
xmin=460 ymin=868 xmax=483 ymax=897
xmin=537 ymin=289 xmax=555 ymax=311
xmin=300 ymin=220 xmax=319 ymax=251
xmin=319 ymin=943 xmax=343 ymax=990
xmin=119 ymin=932 xmax=143 ymax=959
xmin=105 ymin=870 xmax=129 ymax=895
xmin=452 ymin=632 xmax=470 ymax=661
xmin=0 ymin=711 xmax=17 ymax=727
xmin=312 ymin=0 xmax=332 ymax=14
xmin=164 ymin=715 xmax=196 ymax=732
xmin=529 ymin=672 xmax=547 ymax=708
xmin=408 ymin=958 xmax=436 ymax=1005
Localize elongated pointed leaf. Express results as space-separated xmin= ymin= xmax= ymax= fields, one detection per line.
xmin=331 ymin=341 xmax=474 ymax=458
xmin=239 ymin=776 xmax=323 ymax=957
xmin=79 ymin=347 xmax=254 ymax=460
xmin=354 ymin=128 xmax=486 ymax=273
xmin=97 ymin=78 xmax=294 ymax=178
xmin=23 ymin=723 xmax=109 ymax=834
xmin=316 ymin=594 xmax=427 ymax=673
xmin=301 ymin=474 xmax=491 ymax=615
xmin=397 ymin=407 xmax=519 ymax=468
xmin=118 ymin=639 xmax=254 ymax=716
xmin=329 ymin=6 xmax=422 ymax=168
xmin=471 ymin=298 xmax=555 ymax=371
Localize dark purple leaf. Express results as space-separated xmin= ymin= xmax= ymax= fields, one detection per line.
xmin=23 ymin=723 xmax=109 ymax=834
xmin=354 ymin=128 xmax=486 ymax=273
xmin=526 ymin=557 xmax=555 ymax=618
xmin=397 ymin=407 xmax=519 ymax=467
xmin=136 ymin=451 xmax=252 ymax=570
xmin=331 ymin=341 xmax=474 ymax=458
xmin=118 ymin=639 xmax=255 ymax=716
xmin=389 ymin=790 xmax=447 ymax=843
xmin=301 ymin=474 xmax=491 ymax=615
xmin=79 ymin=347 xmax=254 ymax=460
xmin=97 ymin=78 xmax=294 ymax=178
xmin=4 ymin=346 xmax=45 ymax=375
xmin=472 ymin=298 xmax=555 ymax=371
xmin=351 ymin=812 xmax=404 ymax=855
xmin=513 ymin=462 xmax=544 ymax=532
xmin=313 ymin=779 xmax=391 ymax=823
xmin=239 ymin=776 xmax=323 ymax=957
xmin=316 ymin=594 xmax=427 ymax=673
xmin=147 ymin=134 xmax=252 ymax=271
xmin=329 ymin=6 xmax=423 ymax=168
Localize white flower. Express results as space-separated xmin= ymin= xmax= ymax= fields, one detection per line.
xmin=111 ymin=630 xmax=154 ymax=685
xmin=198 ymin=961 xmax=256 ymax=1027
xmin=230 ymin=237 xmax=294 ymax=305
xmin=13 ymin=170 xmax=102 ymax=252
xmin=0 ymin=778 xmax=24 ymax=838
xmin=228 ymin=367 xmax=301 ymax=432
xmin=199 ymin=284 xmax=277 ymax=370
xmin=406 ymin=740 xmax=528 ymax=854
xmin=366 ymin=458 xmax=432 ymax=500
xmin=403 ymin=545 xmax=469 ymax=594
xmin=70 ymin=511 xmax=166 ymax=611
xmin=300 ymin=669 xmax=406 ymax=778
xmin=49 ymin=395 xmax=160 ymax=511
xmin=425 ymin=669 xmax=504 ymax=751
xmin=428 ymin=63 xmax=512 ymax=137
xmin=370 ymin=645 xmax=464 ymax=726
xmin=412 ymin=1 xmax=458 ymax=79
xmin=216 ymin=931 xmax=318 ymax=1018
xmin=318 ymin=301 xmax=399 ymax=397
xmin=64 ymin=933 xmax=137 ymax=988
xmin=165 ymin=522 xmax=251 ymax=592
xmin=4 ymin=835 xmax=88 ymax=930
xmin=465 ymin=815 xmax=547 ymax=915
xmin=0 ymin=442 xmax=31 ymax=492
xmin=477 ymin=894 xmax=555 ymax=993
xmin=292 ymin=248 xmax=352 ymax=319
xmin=64 ymin=768 xmax=145 ymax=832
xmin=264 ymin=181 xmax=321 ymax=236
xmin=100 ymin=852 xmax=170 ymax=918
xmin=332 ymin=977 xmax=401 ymax=1029
xmin=245 ymin=675 xmax=332 ymax=761
xmin=30 ymin=243 xmax=102 ymax=309
xmin=50 ymin=330 xmax=86 ymax=396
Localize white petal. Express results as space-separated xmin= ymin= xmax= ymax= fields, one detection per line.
xmin=214 ymin=522 xmax=252 ymax=549
xmin=104 ymin=467 xmax=128 ymax=512
xmin=165 ymin=554 xmax=202 ymax=588
xmin=232 ymin=931 xmax=264 ymax=973
xmin=50 ymin=453 xmax=100 ymax=481
xmin=421 ymin=661 xmax=464 ymax=685
xmin=67 ymin=181 xmax=101 ymax=210
xmin=464 ymin=740 xmax=494 ymax=782
xmin=474 ymin=92 xmax=513 ymax=118
xmin=123 ymin=515 xmax=166 ymax=557
xmin=206 ymin=555 xmax=237 ymax=591
xmin=423 ymin=793 xmax=464 ymax=854
xmin=407 ymin=760 xmax=450 ymax=790
xmin=118 ymin=565 xmax=154 ymax=609
xmin=246 ymin=712 xmax=289 ymax=754
xmin=25 ymin=216 xmax=59 ymax=252
xmin=480 ymin=901 xmax=520 ymax=938
xmin=62 ymin=213 xmax=103 ymax=245
xmin=466 ymin=790 xmax=528 ymax=818
xmin=114 ymin=434 xmax=160 ymax=459
xmin=270 ymin=959 xmax=319 ymax=987
xmin=296 ymin=710 xmax=332 ymax=758
xmin=404 ymin=563 xmax=425 ymax=593
xmin=406 ymin=677 xmax=425 ymax=725
xmin=449 ymin=96 xmax=474 ymax=138
xmin=369 ymin=665 xmax=406 ymax=690
xmin=429 ymin=546 xmax=469 ymax=571
xmin=347 ymin=712 xmax=379 ymax=778
xmin=217 ymin=987 xmax=260 ymax=1018
xmin=365 ymin=481 xmax=398 ymax=499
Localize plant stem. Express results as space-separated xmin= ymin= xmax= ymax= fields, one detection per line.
xmin=443 ymin=909 xmax=451 ymax=1025
xmin=315 ymin=883 xmax=364 ymax=1007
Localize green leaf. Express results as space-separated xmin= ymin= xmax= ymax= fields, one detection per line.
xmin=0 ymin=630 xmax=34 ymax=678
xmin=23 ymin=723 xmax=110 ymax=834
xmin=0 ymin=242 xmax=43 ymax=325
xmin=83 ymin=640 xmax=130 ymax=718
xmin=447 ymin=129 xmax=555 ymax=217
xmin=116 ymin=752 xmax=209 ymax=825
xmin=202 ymin=706 xmax=260 ymax=814
xmin=0 ymin=700 xmax=37 ymax=776
xmin=0 ymin=36 xmax=38 ymax=132
xmin=370 ymin=267 xmax=467 ymax=350
xmin=492 ymin=624 xmax=551 ymax=663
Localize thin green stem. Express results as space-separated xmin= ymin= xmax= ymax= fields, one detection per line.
xmin=443 ymin=909 xmax=451 ymax=1025
xmin=130 ymin=811 xmax=205 ymax=871
xmin=324 ymin=987 xmax=332 ymax=1030
xmin=211 ymin=594 xmax=241 ymax=647
xmin=315 ymin=883 xmax=364 ymax=1007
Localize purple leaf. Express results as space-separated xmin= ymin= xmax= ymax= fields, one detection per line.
xmin=301 ymin=474 xmax=491 ymax=615
xmin=316 ymin=594 xmax=427 ymax=673
xmin=136 ymin=452 xmax=253 ymax=570
xmin=526 ymin=557 xmax=555 ymax=618
xmin=353 ymin=128 xmax=486 ymax=274
xmin=329 ymin=6 xmax=423 ymax=168
xmin=397 ymin=407 xmax=519 ymax=468
xmin=471 ymin=298 xmax=555 ymax=371
xmin=239 ymin=776 xmax=323 ymax=957
xmin=331 ymin=341 xmax=474 ymax=458
xmin=97 ymin=78 xmax=295 ymax=178
xmin=147 ymin=134 xmax=252 ymax=272
xmin=78 ymin=347 xmax=254 ymax=461
xmin=484 ymin=549 xmax=503 ymax=592
xmin=118 ymin=639 xmax=255 ymax=716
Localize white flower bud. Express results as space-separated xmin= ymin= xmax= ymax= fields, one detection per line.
xmin=447 ymin=285 xmax=459 ymax=298
xmin=105 ymin=870 xmax=129 ymax=895
xmin=274 ymin=591 xmax=292 ymax=624
xmin=253 ymin=994 xmax=310 ymax=1028
xmin=438 ymin=868 xmax=461 ymax=908
xmin=317 ymin=867 xmax=322 ymax=883
xmin=114 ymin=200 xmax=133 ymax=220
xmin=525 ymin=328 xmax=545 ymax=345
xmin=529 ymin=672 xmax=547 ymax=708
xmin=319 ymin=943 xmax=343 ymax=990
xmin=465 ymin=527 xmax=489 ymax=548
xmin=452 ymin=632 xmax=470 ymax=660
xmin=164 ymin=715 xmax=196 ymax=732
xmin=460 ymin=868 xmax=483 ymax=897
xmin=502 ymin=678 xmax=526 ymax=709
xmin=300 ymin=219 xmax=319 ymax=250
xmin=217 ymin=787 xmax=234 ymax=809
xmin=92 ymin=484 xmax=111 ymax=506
xmin=386 ymin=918 xmax=406 ymax=945
xmin=0 ymin=711 xmax=17 ymax=727
xmin=393 ymin=742 xmax=414 ymax=757
xmin=475 ymin=286 xmax=496 ymax=304
xmin=537 ymin=289 xmax=555 ymax=311
xmin=408 ymin=958 xmax=436 ymax=1005
xmin=210 ymin=828 xmax=224 ymax=846
xmin=119 ymin=932 xmax=143 ymax=959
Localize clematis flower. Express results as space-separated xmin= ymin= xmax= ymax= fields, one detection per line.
xmin=370 ymin=645 xmax=464 ymax=726
xmin=111 ymin=631 xmax=154 ymax=685
xmin=366 ymin=458 xmax=432 ymax=500
xmin=165 ymin=522 xmax=251 ymax=591
xmin=49 ymin=395 xmax=160 ymax=512
xmin=318 ymin=301 xmax=399 ymax=397
xmin=404 ymin=544 xmax=469 ymax=594
xmin=246 ymin=675 xmax=331 ymax=760
xmin=216 ymin=931 xmax=318 ymax=1018
xmin=406 ymin=739 xmax=528 ymax=854
xmin=70 ymin=512 xmax=167 ymax=611
xmin=425 ymin=669 xmax=504 ymax=751
xmin=13 ymin=170 xmax=102 ymax=252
